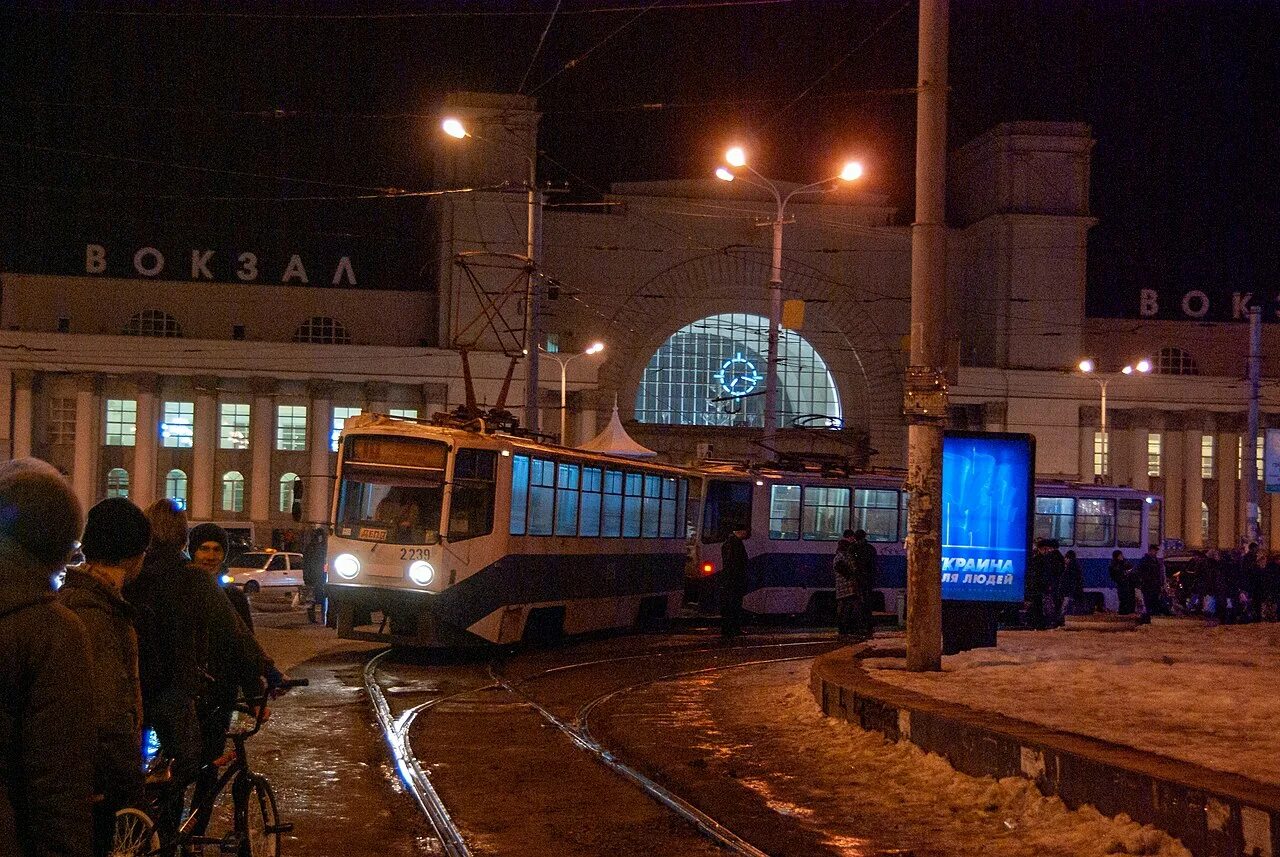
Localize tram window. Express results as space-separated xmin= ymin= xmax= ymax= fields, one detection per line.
xmin=1034 ymin=497 xmax=1074 ymax=546
xmin=510 ymin=455 xmax=530 ymax=535
xmin=602 ymin=470 xmax=624 ymax=537
xmin=337 ymin=466 xmax=444 ymax=546
xmin=801 ymin=486 xmax=850 ymax=541
xmin=853 ymin=489 xmax=899 ymax=542
xmin=1117 ymin=498 xmax=1143 ymax=548
xmin=528 ymin=458 xmax=556 ymax=536
xmin=449 ymin=449 xmax=497 ymax=542
xmin=1147 ymin=497 xmax=1163 ymax=548
xmin=642 ymin=475 xmax=662 ymax=538
xmin=1075 ymin=498 xmax=1115 ymax=546
xmin=623 ymin=472 xmax=644 ymax=537
xmin=898 ymin=492 xmax=908 ymax=541
xmin=659 ymin=477 xmax=678 ymax=538
xmin=701 ymin=480 xmax=752 ymax=543
xmin=769 ymin=485 xmax=801 ymax=540
xmin=580 ymin=467 xmax=603 ymax=537
xmin=677 ymin=479 xmax=690 ymax=539
xmin=555 ymin=464 xmax=580 ymax=536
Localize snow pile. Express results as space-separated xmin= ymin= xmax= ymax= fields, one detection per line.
xmin=670 ymin=662 xmax=1188 ymax=856
xmin=868 ymin=623 xmax=1280 ymax=786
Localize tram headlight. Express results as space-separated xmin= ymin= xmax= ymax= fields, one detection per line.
xmin=333 ymin=553 xmax=361 ymax=580
xmin=408 ymin=560 xmax=435 ymax=586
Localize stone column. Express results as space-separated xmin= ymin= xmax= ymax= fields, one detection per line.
xmin=1077 ymin=423 xmax=1093 ymax=483
xmin=131 ymin=375 xmax=160 ymax=508
xmin=1109 ymin=427 xmax=1133 ymax=486
xmin=423 ymin=382 xmax=448 ymax=419
xmin=190 ymin=380 xmax=218 ymax=520
xmin=71 ymin=375 xmax=100 ymax=511
xmin=308 ymin=383 xmax=334 ymax=524
xmin=1127 ymin=429 xmax=1150 ymax=491
xmin=1269 ymin=494 xmax=1280 ymax=550
xmin=1162 ymin=430 xmax=1184 ymax=542
xmin=1182 ymin=431 xmax=1205 ymax=549
xmin=1216 ymin=430 xmax=1238 ymax=549
xmin=364 ymin=381 xmax=389 ymax=417
xmin=11 ymin=370 xmax=34 ymax=460
xmin=249 ymin=380 xmax=275 ymax=523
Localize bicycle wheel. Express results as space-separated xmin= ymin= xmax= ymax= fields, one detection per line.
xmin=111 ymin=807 xmax=159 ymax=857
xmin=237 ymin=775 xmax=282 ymax=857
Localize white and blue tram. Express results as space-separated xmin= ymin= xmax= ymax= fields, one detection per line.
xmin=326 ymin=414 xmax=695 ymax=645
xmin=691 ymin=464 xmax=1163 ymax=617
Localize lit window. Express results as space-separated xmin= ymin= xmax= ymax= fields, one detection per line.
xmin=331 ymin=406 xmax=362 ymax=452
xmin=293 ymin=316 xmax=351 ymax=345
xmin=768 ymin=484 xmax=801 ymax=540
xmin=165 ymin=469 xmax=188 ymax=509
xmin=1093 ymin=431 xmax=1108 ymax=477
xmin=276 ymin=405 xmax=307 ymax=451
xmin=801 ymin=486 xmax=850 ymax=541
xmin=389 ymin=408 xmax=419 ymax=421
xmin=123 ymin=309 xmax=183 ymax=338
xmin=1201 ymin=501 xmax=1210 ymax=545
xmin=162 ymin=401 xmax=194 ymax=449
xmin=221 ymin=471 xmax=245 ymax=512
xmin=106 ymin=467 xmax=129 ymax=499
xmin=1035 ymin=496 xmax=1075 ymax=546
xmin=635 ymin=312 xmax=840 ymax=428
xmin=853 ymin=489 xmax=900 ymax=543
xmin=280 ymin=472 xmax=299 ymax=513
xmin=105 ymin=399 xmax=137 ymax=447
xmin=1147 ymin=432 xmax=1162 ymax=477
xmin=219 ymin=404 xmax=251 ymax=450
xmin=1201 ymin=435 xmax=1214 ymax=479
xmin=1155 ymin=346 xmax=1198 ymax=376
xmin=49 ymin=397 xmax=76 ymax=445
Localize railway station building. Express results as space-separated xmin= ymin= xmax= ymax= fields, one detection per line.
xmin=1 ymin=91 xmax=1273 ymax=550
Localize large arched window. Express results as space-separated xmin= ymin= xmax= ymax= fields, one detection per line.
xmin=123 ymin=309 xmax=183 ymax=338
xmin=635 ymin=313 xmax=840 ymax=428
xmin=293 ymin=316 xmax=351 ymax=345
xmin=279 ymin=472 xmax=298 ymax=513
xmin=221 ymin=470 xmax=245 ymax=513
xmin=165 ymin=469 xmax=188 ymax=510
xmin=106 ymin=467 xmax=129 ymax=499
xmin=1155 ymin=347 xmax=1198 ymax=376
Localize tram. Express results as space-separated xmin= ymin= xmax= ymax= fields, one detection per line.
xmin=691 ymin=462 xmax=1163 ymax=617
xmin=326 ymin=413 xmax=696 ymax=645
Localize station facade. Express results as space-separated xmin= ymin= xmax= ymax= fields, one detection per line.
xmin=1 ymin=91 xmax=1272 ymax=549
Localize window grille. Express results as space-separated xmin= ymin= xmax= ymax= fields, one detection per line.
xmin=123 ymin=310 xmax=183 ymax=338
xmin=293 ymin=316 xmax=351 ymax=345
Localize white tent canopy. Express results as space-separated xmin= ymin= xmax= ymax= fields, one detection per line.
xmin=577 ymin=405 xmax=657 ymax=458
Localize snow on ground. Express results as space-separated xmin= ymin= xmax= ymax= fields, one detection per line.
xmin=868 ymin=623 xmax=1280 ymax=787
xmin=664 ymin=661 xmax=1189 ymax=856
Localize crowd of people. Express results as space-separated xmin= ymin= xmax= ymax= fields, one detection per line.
xmin=1 ymin=457 xmax=285 ymax=857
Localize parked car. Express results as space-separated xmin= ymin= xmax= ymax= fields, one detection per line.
xmin=223 ymin=550 xmax=305 ymax=594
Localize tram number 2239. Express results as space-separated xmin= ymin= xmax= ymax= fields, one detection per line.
xmin=400 ymin=548 xmax=430 ymax=561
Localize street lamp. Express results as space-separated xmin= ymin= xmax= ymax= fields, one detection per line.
xmin=1078 ymin=357 xmax=1151 ymax=481
xmin=716 ymin=146 xmax=863 ymax=454
xmin=441 ymin=116 xmax=542 ymax=433
xmin=540 ymin=342 xmax=605 ymax=445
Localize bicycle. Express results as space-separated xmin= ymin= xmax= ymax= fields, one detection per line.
xmin=111 ymin=678 xmax=308 ymax=857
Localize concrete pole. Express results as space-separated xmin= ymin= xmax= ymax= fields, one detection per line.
xmin=762 ymin=213 xmax=784 ymax=453
xmin=523 ymin=158 xmax=543 ymax=435
xmin=1245 ymin=305 xmax=1262 ymax=544
xmin=904 ymin=0 xmax=949 ymax=672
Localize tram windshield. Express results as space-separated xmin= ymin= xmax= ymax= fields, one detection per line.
xmin=337 ymin=466 xmax=444 ymax=545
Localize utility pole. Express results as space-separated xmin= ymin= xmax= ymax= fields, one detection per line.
xmin=904 ymin=0 xmax=950 ymax=672
xmin=524 ymin=160 xmax=543 ymax=436
xmin=1245 ymin=304 xmax=1262 ymax=545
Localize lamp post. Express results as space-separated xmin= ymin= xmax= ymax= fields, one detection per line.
xmin=540 ymin=342 xmax=605 ymax=445
xmin=442 ymin=117 xmax=542 ymax=433
xmin=1078 ymin=357 xmax=1151 ymax=481
xmin=716 ymin=149 xmax=862 ymax=455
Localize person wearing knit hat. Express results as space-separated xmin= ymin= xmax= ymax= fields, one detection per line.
xmin=187 ymin=523 xmax=253 ymax=630
xmin=0 ymin=457 xmax=94 ymax=857
xmin=58 ymin=497 xmax=150 ymax=855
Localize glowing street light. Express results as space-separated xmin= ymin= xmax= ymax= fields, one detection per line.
xmin=1078 ymin=357 xmax=1151 ymax=481
xmin=541 ymin=342 xmax=606 ymax=445
xmin=441 ymin=117 xmax=468 ymax=139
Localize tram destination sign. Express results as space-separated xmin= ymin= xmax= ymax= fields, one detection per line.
xmin=940 ymin=431 xmax=1034 ymax=604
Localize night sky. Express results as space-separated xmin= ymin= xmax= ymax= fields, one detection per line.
xmin=2 ymin=1 xmax=1277 ymax=319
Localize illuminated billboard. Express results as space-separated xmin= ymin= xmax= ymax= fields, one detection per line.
xmin=941 ymin=431 xmax=1034 ymax=603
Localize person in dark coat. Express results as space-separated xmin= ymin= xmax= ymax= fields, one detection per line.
xmin=0 ymin=457 xmax=94 ymax=857
xmin=719 ymin=525 xmax=749 ymax=640
xmin=1241 ymin=542 xmax=1263 ymax=622
xmin=59 ymin=498 xmax=150 ymax=857
xmin=1026 ymin=539 xmax=1061 ymax=629
xmin=189 ymin=523 xmax=253 ymax=630
xmin=1061 ymin=549 xmax=1087 ymax=614
xmin=302 ymin=526 xmax=327 ymax=625
xmin=832 ymin=530 xmax=860 ymax=637
xmin=1135 ymin=544 xmax=1168 ymax=617
xmin=850 ymin=530 xmax=879 ymax=638
xmin=1108 ymin=550 xmax=1136 ymax=615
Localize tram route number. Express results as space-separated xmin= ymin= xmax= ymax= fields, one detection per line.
xmin=400 ymin=548 xmax=430 ymax=561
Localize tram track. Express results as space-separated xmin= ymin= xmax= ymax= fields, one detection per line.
xmin=365 ymin=634 xmax=841 ymax=857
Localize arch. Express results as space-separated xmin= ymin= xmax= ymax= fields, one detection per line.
xmin=165 ymin=469 xmax=188 ymax=510
xmin=123 ymin=309 xmax=183 ymax=338
xmin=293 ymin=316 xmax=351 ymax=345
xmin=279 ymin=472 xmax=299 ymax=513
xmin=221 ymin=470 xmax=245 ymax=513
xmin=635 ymin=312 xmax=841 ymax=428
xmin=1156 ymin=346 xmax=1198 ymax=376
xmin=106 ymin=467 xmax=129 ymax=499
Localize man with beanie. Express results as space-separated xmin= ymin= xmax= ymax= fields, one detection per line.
xmin=0 ymin=458 xmax=94 ymax=857
xmin=58 ymin=498 xmax=150 ymax=857
xmin=188 ymin=523 xmax=252 ymax=630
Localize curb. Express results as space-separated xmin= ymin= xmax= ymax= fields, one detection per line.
xmin=810 ymin=647 xmax=1280 ymax=857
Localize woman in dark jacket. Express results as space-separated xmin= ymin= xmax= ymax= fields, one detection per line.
xmin=1108 ymin=550 xmax=1135 ymax=615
